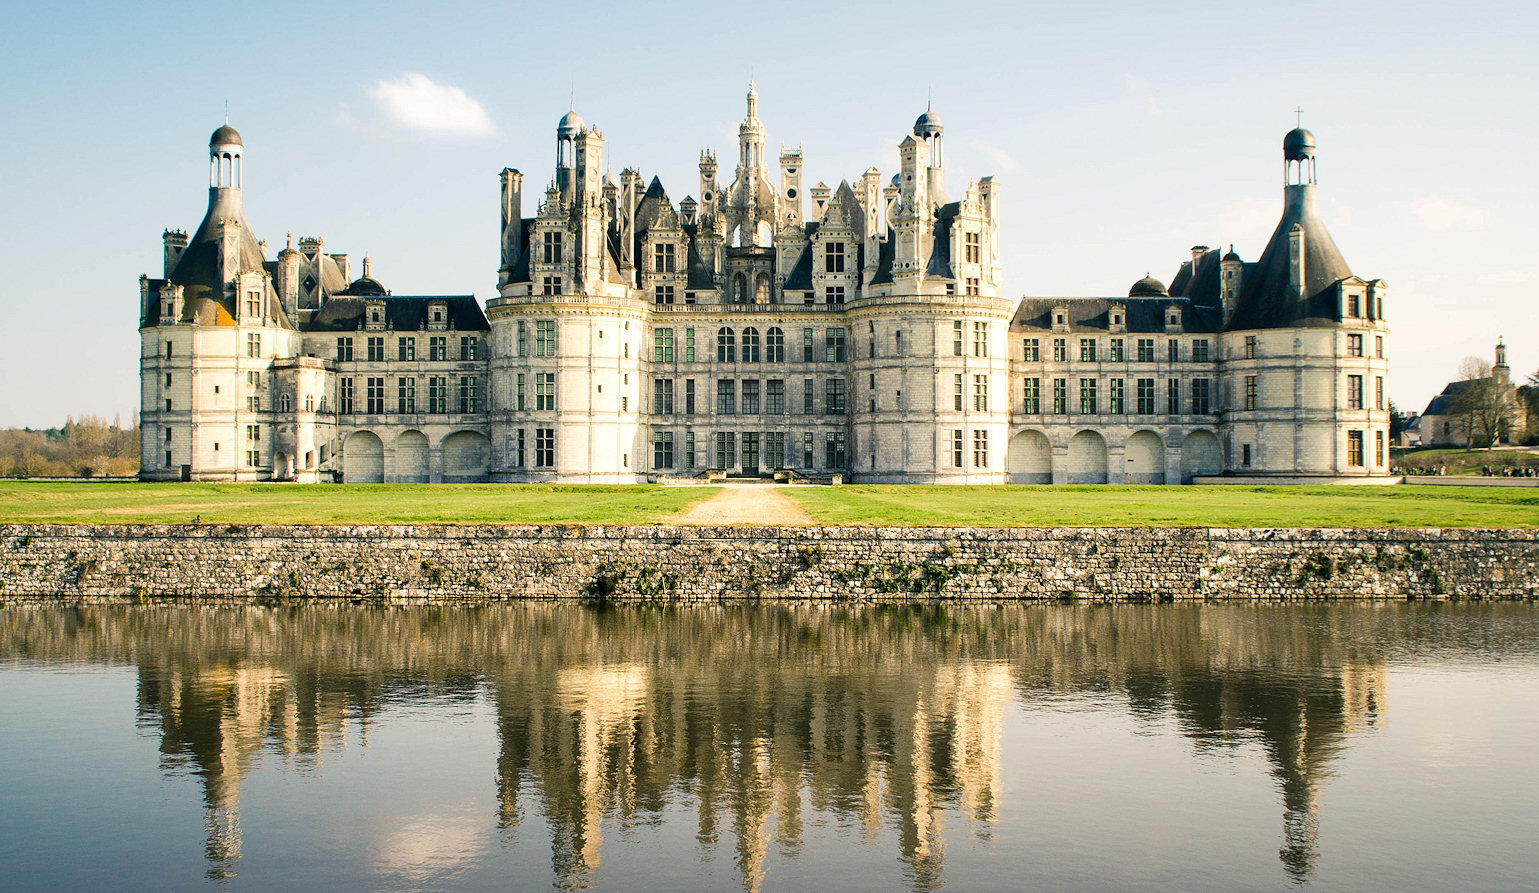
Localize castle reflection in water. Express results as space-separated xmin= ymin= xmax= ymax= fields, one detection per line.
xmin=5 ymin=604 xmax=1414 ymax=889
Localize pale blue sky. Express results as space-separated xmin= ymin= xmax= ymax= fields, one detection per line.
xmin=1 ymin=0 xmax=1533 ymax=426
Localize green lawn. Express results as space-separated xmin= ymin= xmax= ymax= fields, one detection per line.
xmin=782 ymin=484 xmax=1539 ymax=527
xmin=0 ymin=482 xmax=714 ymax=525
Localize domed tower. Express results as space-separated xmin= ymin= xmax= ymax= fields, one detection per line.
xmin=1218 ymin=127 xmax=1390 ymax=478
xmin=139 ymin=124 xmax=297 ymax=481
xmin=913 ymin=105 xmax=946 ymax=208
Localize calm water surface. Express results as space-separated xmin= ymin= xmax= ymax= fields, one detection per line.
xmin=1 ymin=603 xmax=1537 ymax=892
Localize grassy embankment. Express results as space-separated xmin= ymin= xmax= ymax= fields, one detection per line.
xmin=1392 ymin=447 xmax=1539 ymax=476
xmin=781 ymin=485 xmax=1539 ymax=528
xmin=0 ymin=482 xmax=714 ymax=525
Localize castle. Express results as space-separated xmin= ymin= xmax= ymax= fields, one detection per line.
xmin=139 ymin=86 xmax=1391 ymax=484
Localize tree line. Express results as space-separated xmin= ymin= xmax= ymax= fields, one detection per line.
xmin=0 ymin=415 xmax=139 ymax=478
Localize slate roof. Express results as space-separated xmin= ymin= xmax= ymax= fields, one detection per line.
xmin=1011 ymin=296 xmax=1221 ymax=334
xmin=1423 ymin=379 xmax=1476 ymax=417
xmin=1225 ymin=190 xmax=1356 ymax=331
xmin=163 ymin=190 xmax=273 ymax=326
xmin=304 ymin=295 xmax=488 ymax=333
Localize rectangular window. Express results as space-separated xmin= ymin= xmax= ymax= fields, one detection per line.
xmin=246 ymin=333 xmax=261 ymax=358
xmin=715 ymin=432 xmax=736 ymax=470
xmin=1192 ymin=378 xmax=1211 ymax=415
xmin=516 ymin=373 xmax=526 ymax=411
xmin=515 ymin=429 xmax=526 ymax=467
xmin=1108 ymin=378 xmax=1125 ymax=414
xmin=825 ymin=379 xmax=847 ymax=414
xmin=742 ymin=379 xmax=761 ymax=414
xmin=1348 ymin=374 xmax=1364 ymax=410
xmin=398 ymin=336 xmax=416 ymax=361
xmin=458 ymin=376 xmax=478 ymax=413
xmin=954 ymin=373 xmax=964 ymax=412
xmin=1348 ymin=430 xmax=1364 ymax=467
xmin=1109 ymin=338 xmax=1124 ymax=362
xmin=1053 ymin=338 xmax=1068 ymax=362
xmin=1375 ymin=336 xmax=1384 ymax=359
xmin=654 ymin=242 xmax=676 ymax=273
xmin=1348 ymin=293 xmax=1361 ymax=317
xmin=824 ymin=327 xmax=846 ymax=362
xmin=974 ymin=321 xmax=989 ymax=357
xmin=973 ymin=374 xmax=988 ymax=411
xmin=654 ymin=379 xmax=674 ymax=415
xmin=1244 ymin=375 xmax=1258 ymax=411
xmin=654 ymin=284 xmax=675 ymax=305
xmin=542 ymin=230 xmax=563 ymax=264
xmin=429 ymin=336 xmax=448 ymax=361
xmin=1079 ymin=338 xmax=1096 ymax=362
xmin=1168 ymin=339 xmax=1179 ymax=363
xmin=803 ymin=327 xmax=815 ymax=362
xmin=803 ymin=379 xmax=815 ymax=414
xmin=460 ymin=336 xmax=478 ymax=361
xmin=1244 ymin=335 xmax=1258 ymax=359
xmin=245 ymin=424 xmax=260 ymax=441
xmin=535 ymin=372 xmax=555 ymax=411
xmin=1376 ymin=430 xmax=1385 ymax=467
xmin=428 ymin=376 xmax=448 ymax=413
xmin=825 ymin=241 xmax=845 ymax=273
xmin=802 ymin=432 xmax=814 ymax=468
xmin=246 ymin=450 xmax=261 ymax=468
xmin=1167 ymin=379 xmax=1180 ymax=414
xmin=1053 ymin=378 xmax=1068 ymax=414
xmin=824 ymin=285 xmax=846 ymax=305
xmin=535 ymin=321 xmax=556 ymax=357
xmin=965 ymin=278 xmax=980 ymax=296
xmin=367 ymin=336 xmax=385 ymax=362
xmin=685 ymin=431 xmax=696 ymax=469
xmin=654 ymin=328 xmax=675 ymax=362
xmin=685 ymin=378 xmax=696 ymax=415
xmin=1080 ymin=378 xmax=1098 ymax=414
xmin=1348 ymin=333 xmax=1364 ymax=357
xmin=766 ymin=379 xmax=785 ymax=415
xmin=952 ymin=429 xmax=964 ymax=467
xmin=339 ymin=377 xmax=355 ymax=414
xmin=1375 ymin=376 xmax=1384 ymax=411
xmin=765 ymin=432 xmax=785 ymax=470
xmin=741 ymin=432 xmax=760 ymax=471
xmin=964 ymin=231 xmax=981 ymax=264
xmin=972 ymin=430 xmax=988 ymax=468
xmin=1136 ymin=378 xmax=1155 ymax=414
xmin=337 ymin=337 xmax=353 ymax=361
xmin=517 ymin=321 xmax=528 ymax=358
xmin=165 ymin=341 xmax=173 ymax=358
xmin=1137 ymin=338 xmax=1155 ymax=363
xmin=653 ymin=431 xmax=674 ymax=469
xmin=1243 ymin=444 xmax=1252 ymax=466
xmin=535 ymin=428 xmax=554 ymax=467
xmin=953 ymin=320 xmax=965 ymax=357
xmin=397 ymin=377 xmax=415 ymax=413
xmin=717 ymin=379 xmax=736 ymax=415
xmin=685 ymin=328 xmax=696 ymax=363
xmin=825 ymin=431 xmax=846 ymax=469
xmin=1023 ymin=377 xmax=1041 ymax=414
xmin=1023 ymin=338 xmax=1040 ymax=362
xmin=1192 ymin=339 xmax=1210 ymax=362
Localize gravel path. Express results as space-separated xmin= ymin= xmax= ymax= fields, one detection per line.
xmin=672 ymin=484 xmax=815 ymax=526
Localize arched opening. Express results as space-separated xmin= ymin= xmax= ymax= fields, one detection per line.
xmin=395 ymin=430 xmax=429 ymax=483
xmin=1007 ymin=430 xmax=1052 ymax=484
xmin=1125 ymin=430 xmax=1166 ymax=484
xmin=754 ymin=272 xmax=771 ymax=304
xmin=442 ymin=431 xmax=491 ymax=482
xmin=1067 ymin=430 xmax=1109 ymax=484
xmin=1180 ymin=430 xmax=1223 ymax=483
xmin=755 ymin=221 xmax=773 ymax=247
xmin=343 ymin=431 xmax=384 ymax=483
xmin=732 ymin=272 xmax=747 ymax=303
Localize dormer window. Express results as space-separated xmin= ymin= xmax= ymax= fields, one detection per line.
xmin=366 ymin=301 xmax=386 ymax=331
xmin=428 ymin=302 xmax=449 ymax=331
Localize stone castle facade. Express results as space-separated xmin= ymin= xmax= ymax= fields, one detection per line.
xmin=139 ymin=87 xmax=1391 ymax=484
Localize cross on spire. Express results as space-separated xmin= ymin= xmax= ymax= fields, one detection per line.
xmin=1294 ymin=106 xmax=1304 ymax=127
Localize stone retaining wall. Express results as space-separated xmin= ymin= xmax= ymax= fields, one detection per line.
xmin=0 ymin=525 xmax=1533 ymax=602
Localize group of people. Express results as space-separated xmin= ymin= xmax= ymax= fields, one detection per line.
xmin=1478 ymin=465 xmax=1538 ymax=477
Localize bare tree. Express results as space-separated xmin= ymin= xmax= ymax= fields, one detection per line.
xmin=1450 ymin=356 xmax=1515 ymax=448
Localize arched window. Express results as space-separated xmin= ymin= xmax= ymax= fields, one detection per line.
xmin=765 ymin=327 xmax=785 ymax=363
xmin=717 ymin=327 xmax=736 ymax=363
xmin=742 ymin=327 xmax=761 ymax=363
xmin=279 ymin=393 xmax=292 ymax=413
xmin=733 ymin=272 xmax=748 ymax=303
xmin=755 ymin=272 xmax=771 ymax=303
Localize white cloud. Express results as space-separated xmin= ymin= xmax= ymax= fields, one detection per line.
xmin=366 ymin=73 xmax=493 ymax=136
xmin=1408 ymin=196 xmax=1488 ymax=232
xmin=967 ymin=140 xmax=1022 ymax=174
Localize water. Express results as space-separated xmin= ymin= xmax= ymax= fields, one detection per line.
xmin=1 ymin=602 xmax=1537 ymax=892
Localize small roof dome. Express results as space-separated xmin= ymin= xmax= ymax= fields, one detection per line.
xmin=1129 ymin=275 xmax=1169 ymax=298
xmin=913 ymin=109 xmax=944 ymax=138
xmin=210 ymin=124 xmax=242 ymax=147
xmin=1283 ymin=127 xmax=1315 ymax=160
xmin=1222 ymin=248 xmax=1242 ymax=262
xmin=557 ymin=108 xmax=585 ymax=139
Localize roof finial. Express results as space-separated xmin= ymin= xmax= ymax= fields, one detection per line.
xmin=1294 ymin=106 xmax=1304 ymax=128
xmin=927 ymin=84 xmax=932 ymax=111
xmin=224 ymin=100 xmax=228 ymax=125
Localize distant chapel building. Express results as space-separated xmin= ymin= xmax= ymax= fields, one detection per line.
xmin=139 ymin=87 xmax=1391 ymax=483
